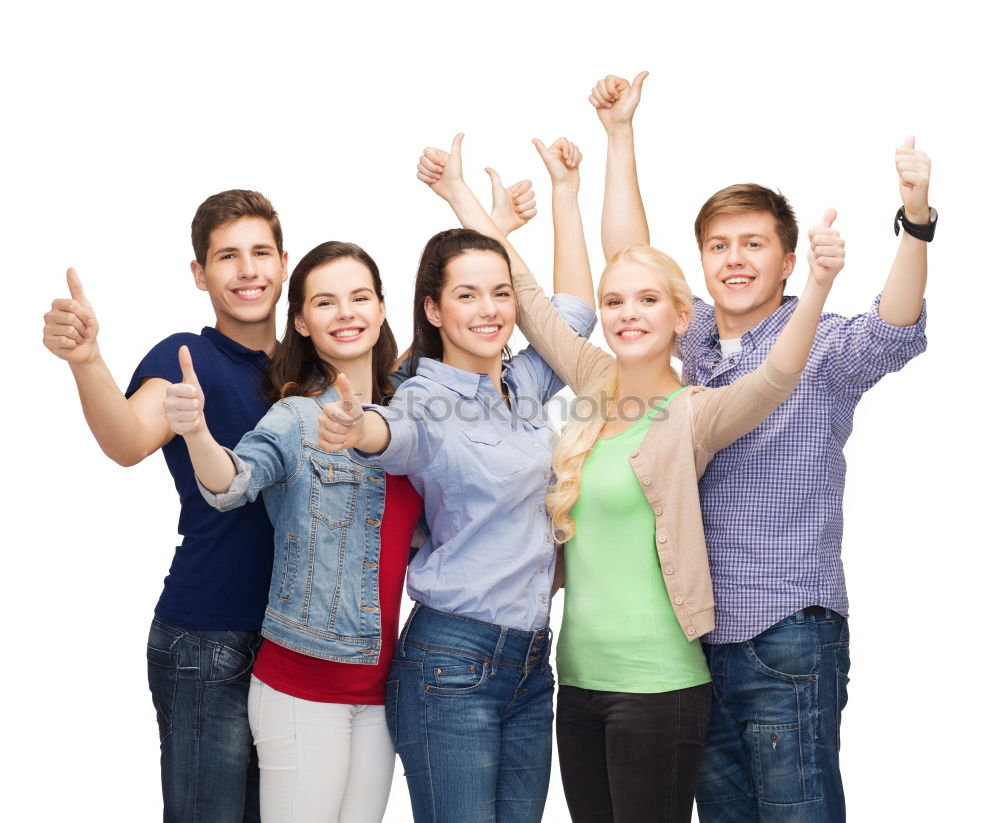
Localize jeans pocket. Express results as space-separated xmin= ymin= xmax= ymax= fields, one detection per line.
xmin=384 ymin=680 xmax=399 ymax=747
xmin=742 ymin=622 xmax=820 ymax=680
xmin=423 ymin=652 xmax=490 ymax=696
xmin=205 ymin=633 xmax=258 ymax=685
xmin=146 ymin=642 xmax=178 ymax=743
xmin=750 ymin=720 xmax=822 ymax=804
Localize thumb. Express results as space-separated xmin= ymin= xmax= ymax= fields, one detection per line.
xmin=531 ymin=137 xmax=550 ymax=163
xmin=820 ymin=208 xmax=837 ymax=228
xmin=334 ymin=372 xmax=355 ymax=405
xmin=178 ymin=345 xmax=200 ymax=387
xmin=450 ymin=132 xmax=464 ymax=159
xmin=632 ymin=70 xmax=649 ymax=94
xmin=67 ymin=267 xmax=90 ymax=307
xmin=901 ymin=135 xmax=915 ymax=150
xmin=485 ymin=166 xmax=505 ymax=199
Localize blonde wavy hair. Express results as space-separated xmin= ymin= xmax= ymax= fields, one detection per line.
xmin=547 ymin=245 xmax=693 ymax=543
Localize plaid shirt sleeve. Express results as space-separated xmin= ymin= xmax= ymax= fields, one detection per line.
xmin=823 ymin=294 xmax=927 ymax=393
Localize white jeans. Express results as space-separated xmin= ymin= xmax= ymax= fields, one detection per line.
xmin=247 ymin=676 xmax=396 ymax=823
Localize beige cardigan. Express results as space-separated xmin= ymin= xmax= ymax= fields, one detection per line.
xmin=514 ymin=270 xmax=801 ymax=640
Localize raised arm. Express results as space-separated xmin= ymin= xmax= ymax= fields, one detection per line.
xmin=590 ymin=72 xmax=651 ymax=260
xmin=163 ymin=346 xmax=239 ymax=493
xmin=42 ymin=267 xmax=172 ymax=466
xmin=769 ymin=209 xmax=845 ymax=373
xmin=878 ymin=136 xmax=931 ymax=326
xmin=530 ymin=137 xmax=595 ymax=308
xmin=693 ymin=210 xmax=846 ymax=454
xmin=416 ymin=133 xmax=533 ymax=275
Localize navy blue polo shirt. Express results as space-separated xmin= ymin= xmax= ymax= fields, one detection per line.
xmin=126 ymin=327 xmax=274 ymax=630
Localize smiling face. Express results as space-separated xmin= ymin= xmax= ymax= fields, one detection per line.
xmin=292 ymin=258 xmax=385 ymax=370
xmin=700 ymin=211 xmax=795 ymax=335
xmin=600 ymin=261 xmax=690 ymax=363
xmin=191 ymin=216 xmax=288 ymax=336
xmin=424 ymin=249 xmax=515 ymax=373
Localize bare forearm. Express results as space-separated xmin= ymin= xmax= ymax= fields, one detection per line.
xmin=552 ymin=184 xmax=595 ymax=308
xmin=356 ymin=410 xmax=391 ymax=454
xmin=182 ymin=427 xmax=237 ymax=494
xmin=769 ymin=278 xmax=833 ymax=374
xmin=69 ymin=353 xmax=169 ymax=466
xmin=878 ymin=230 xmax=927 ymax=326
xmin=602 ymin=124 xmax=649 ymax=261
xmin=447 ymin=184 xmax=531 ymax=274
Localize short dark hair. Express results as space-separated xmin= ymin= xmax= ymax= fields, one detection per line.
xmin=694 ymin=184 xmax=798 ymax=255
xmin=191 ymin=189 xmax=283 ymax=266
xmin=266 ymin=241 xmax=398 ymax=406
xmin=408 ymin=229 xmax=512 ymax=374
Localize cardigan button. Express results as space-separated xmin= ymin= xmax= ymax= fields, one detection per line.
xmin=674 ymin=596 xmax=684 ymax=605
xmin=630 ymin=450 xmax=639 ymax=458
xmin=657 ymin=534 xmax=666 ymax=543
xmin=642 ymin=477 xmax=651 ymax=486
xmin=687 ymin=626 xmax=696 ymax=636
xmin=655 ymin=506 xmax=663 ymax=515
xmin=664 ymin=566 xmax=674 ymax=575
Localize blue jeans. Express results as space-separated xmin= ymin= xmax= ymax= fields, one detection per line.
xmin=695 ymin=608 xmax=851 ymax=823
xmin=386 ymin=604 xmax=555 ymax=823
xmin=147 ymin=617 xmax=261 ymax=823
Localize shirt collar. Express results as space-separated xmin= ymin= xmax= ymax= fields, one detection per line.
xmin=692 ymin=296 xmax=799 ymax=352
xmin=416 ymin=357 xmax=490 ymax=399
xmin=202 ymin=326 xmax=271 ymax=365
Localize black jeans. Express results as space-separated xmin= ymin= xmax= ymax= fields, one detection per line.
xmin=556 ymin=683 xmax=712 ymax=823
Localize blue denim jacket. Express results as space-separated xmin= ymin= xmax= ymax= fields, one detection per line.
xmin=198 ymin=385 xmax=391 ymax=663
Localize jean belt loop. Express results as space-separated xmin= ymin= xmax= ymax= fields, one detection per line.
xmin=489 ymin=627 xmax=508 ymax=679
xmin=794 ymin=608 xmax=806 ymax=624
xmin=399 ymin=603 xmax=419 ymax=658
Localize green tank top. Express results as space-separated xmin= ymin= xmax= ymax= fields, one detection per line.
xmin=556 ymin=388 xmax=711 ymax=693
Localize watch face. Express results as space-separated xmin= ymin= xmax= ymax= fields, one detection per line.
xmin=928 ymin=207 xmax=938 ymax=223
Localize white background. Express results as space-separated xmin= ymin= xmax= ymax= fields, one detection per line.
xmin=4 ymin=1 xmax=995 ymax=820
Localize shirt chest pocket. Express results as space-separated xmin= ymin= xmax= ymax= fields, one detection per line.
xmin=308 ymin=454 xmax=363 ymax=529
xmin=461 ymin=429 xmax=529 ymax=478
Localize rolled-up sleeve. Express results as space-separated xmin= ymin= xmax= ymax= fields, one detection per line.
xmin=196 ymin=402 xmax=297 ymax=511
xmin=350 ymin=385 xmax=442 ymax=475
xmin=827 ymin=295 xmax=928 ymax=390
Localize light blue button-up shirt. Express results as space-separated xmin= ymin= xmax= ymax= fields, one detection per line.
xmin=354 ymin=293 xmax=596 ymax=630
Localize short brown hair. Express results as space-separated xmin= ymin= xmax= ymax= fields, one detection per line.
xmin=694 ymin=184 xmax=798 ymax=255
xmin=190 ymin=189 xmax=283 ymax=266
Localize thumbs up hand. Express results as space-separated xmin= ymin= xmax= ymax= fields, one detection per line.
xmin=318 ymin=372 xmax=366 ymax=452
xmin=807 ymin=209 xmax=845 ymax=289
xmin=165 ymin=345 xmax=206 ymax=436
xmin=895 ymin=136 xmax=931 ymax=223
xmin=43 ymin=268 xmax=100 ymax=364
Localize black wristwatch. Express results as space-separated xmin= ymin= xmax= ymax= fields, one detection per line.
xmin=894 ymin=206 xmax=937 ymax=242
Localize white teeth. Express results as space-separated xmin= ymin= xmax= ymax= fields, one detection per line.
xmin=333 ymin=329 xmax=362 ymax=338
xmin=724 ymin=277 xmax=752 ymax=285
xmin=471 ymin=325 xmax=500 ymax=334
xmin=235 ymin=287 xmax=263 ymax=296
xmin=619 ymin=329 xmax=645 ymax=338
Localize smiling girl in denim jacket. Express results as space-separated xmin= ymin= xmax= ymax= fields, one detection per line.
xmin=163 ymin=241 xmax=422 ymax=823
xmin=317 ymin=135 xmax=596 ymax=823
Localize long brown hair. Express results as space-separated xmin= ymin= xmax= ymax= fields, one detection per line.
xmin=407 ymin=228 xmax=512 ymax=374
xmin=266 ymin=241 xmax=397 ymax=404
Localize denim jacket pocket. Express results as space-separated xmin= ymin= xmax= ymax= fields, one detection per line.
xmin=308 ymin=454 xmax=362 ymax=528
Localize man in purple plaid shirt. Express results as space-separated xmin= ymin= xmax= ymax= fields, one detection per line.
xmin=589 ymin=72 xmax=931 ymax=822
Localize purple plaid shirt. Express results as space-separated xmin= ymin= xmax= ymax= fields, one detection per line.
xmin=680 ymin=294 xmax=927 ymax=644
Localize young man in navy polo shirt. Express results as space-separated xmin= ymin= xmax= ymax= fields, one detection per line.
xmin=42 ymin=190 xmax=287 ymax=822
xmin=589 ymin=73 xmax=930 ymax=822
